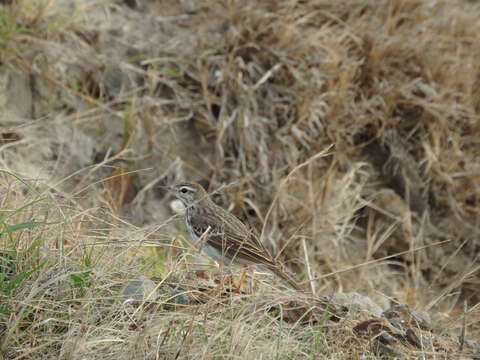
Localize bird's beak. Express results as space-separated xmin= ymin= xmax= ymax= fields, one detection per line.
xmin=158 ymin=185 xmax=174 ymax=192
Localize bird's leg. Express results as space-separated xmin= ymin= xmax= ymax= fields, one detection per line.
xmin=209 ymin=262 xmax=227 ymax=296
xmin=195 ymin=226 xmax=211 ymax=252
xmin=235 ymin=266 xmax=251 ymax=293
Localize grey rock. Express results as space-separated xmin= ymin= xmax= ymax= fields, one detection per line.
xmin=371 ymin=340 xmax=405 ymax=359
xmin=181 ymin=0 xmax=198 ymax=13
xmin=6 ymin=72 xmax=33 ymax=119
xmin=121 ymin=277 xmax=190 ymax=305
xmin=377 ymin=331 xmax=397 ymax=345
xmin=411 ymin=311 xmax=431 ymax=329
xmin=122 ymin=276 xmax=159 ymax=301
xmin=103 ymin=68 xmax=130 ymax=98
xmin=164 ymin=286 xmax=189 ymax=305
xmin=332 ymin=292 xmax=384 ymax=317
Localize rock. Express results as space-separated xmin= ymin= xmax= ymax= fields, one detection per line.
xmin=371 ymin=340 xmax=406 ymax=359
xmin=122 ymin=277 xmax=190 ymax=305
xmin=6 ymin=72 xmax=33 ymax=119
xmin=411 ymin=311 xmax=431 ymax=330
xmin=332 ymin=292 xmax=384 ymax=317
xmin=122 ymin=276 xmax=159 ymax=301
xmin=163 ymin=285 xmax=190 ymax=305
xmin=102 ymin=67 xmax=135 ymax=99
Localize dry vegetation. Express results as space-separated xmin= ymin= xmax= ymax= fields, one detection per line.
xmin=1 ymin=0 xmax=479 ymax=358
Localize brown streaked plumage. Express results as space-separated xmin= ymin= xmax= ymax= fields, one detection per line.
xmin=169 ymin=182 xmax=303 ymax=291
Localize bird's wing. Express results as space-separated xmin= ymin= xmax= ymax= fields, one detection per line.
xmin=189 ymin=207 xmax=275 ymax=266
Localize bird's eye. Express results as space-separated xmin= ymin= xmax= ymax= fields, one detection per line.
xmin=180 ymin=188 xmax=188 ymax=193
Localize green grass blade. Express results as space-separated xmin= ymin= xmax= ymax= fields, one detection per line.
xmin=1 ymin=221 xmax=51 ymax=234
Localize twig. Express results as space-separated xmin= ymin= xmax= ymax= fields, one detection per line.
xmin=307 ymin=240 xmax=450 ymax=283
xmin=458 ymin=300 xmax=467 ymax=352
xmin=301 ymin=236 xmax=315 ymax=295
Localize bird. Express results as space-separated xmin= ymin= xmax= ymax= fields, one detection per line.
xmin=166 ymin=182 xmax=303 ymax=291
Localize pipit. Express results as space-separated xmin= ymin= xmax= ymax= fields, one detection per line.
xmin=166 ymin=182 xmax=303 ymax=291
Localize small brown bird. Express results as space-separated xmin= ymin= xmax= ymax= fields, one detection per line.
xmin=167 ymin=182 xmax=303 ymax=291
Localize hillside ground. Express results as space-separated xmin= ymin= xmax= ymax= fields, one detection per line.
xmin=0 ymin=0 xmax=479 ymax=358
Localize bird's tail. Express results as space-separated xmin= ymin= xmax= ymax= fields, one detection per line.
xmin=270 ymin=266 xmax=304 ymax=291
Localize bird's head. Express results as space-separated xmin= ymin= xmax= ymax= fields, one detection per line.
xmin=169 ymin=182 xmax=207 ymax=206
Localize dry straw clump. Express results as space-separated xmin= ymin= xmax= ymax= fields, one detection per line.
xmin=180 ymin=0 xmax=480 ymax=306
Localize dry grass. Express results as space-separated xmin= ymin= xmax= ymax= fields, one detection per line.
xmin=1 ymin=0 xmax=479 ymax=358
